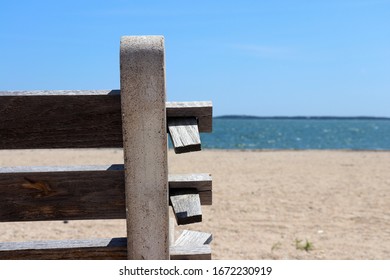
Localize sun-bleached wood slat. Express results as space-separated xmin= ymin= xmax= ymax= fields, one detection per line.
xmin=0 ymin=91 xmax=212 ymax=149
xmin=0 ymin=165 xmax=212 ymax=222
xmin=169 ymin=173 xmax=213 ymax=207
xmin=170 ymin=189 xmax=202 ymax=225
xmin=0 ymin=238 xmax=210 ymax=260
xmin=168 ymin=173 xmax=212 ymax=193
xmin=166 ymin=101 xmax=212 ymax=132
xmin=169 ymin=245 xmax=211 ymax=260
xmin=168 ymin=117 xmax=201 ymax=153
xmin=170 ymin=230 xmax=212 ymax=260
xmin=174 ymin=230 xmax=213 ymax=246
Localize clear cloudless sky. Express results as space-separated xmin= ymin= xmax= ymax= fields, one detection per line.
xmin=1 ymin=0 xmax=389 ymax=117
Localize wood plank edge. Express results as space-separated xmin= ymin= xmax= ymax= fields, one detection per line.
xmin=174 ymin=144 xmax=201 ymax=154
xmin=0 ymin=238 xmax=211 ymax=260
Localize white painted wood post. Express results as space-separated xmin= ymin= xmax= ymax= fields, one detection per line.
xmin=120 ymin=36 xmax=169 ymax=259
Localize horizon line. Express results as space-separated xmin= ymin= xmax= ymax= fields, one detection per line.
xmin=214 ymin=115 xmax=390 ymax=120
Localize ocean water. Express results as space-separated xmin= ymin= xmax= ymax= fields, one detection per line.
xmin=197 ymin=118 xmax=390 ymax=150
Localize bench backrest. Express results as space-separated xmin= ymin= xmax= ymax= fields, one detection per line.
xmin=0 ymin=36 xmax=213 ymax=260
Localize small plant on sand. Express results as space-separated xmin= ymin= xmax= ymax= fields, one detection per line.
xmin=295 ymin=239 xmax=313 ymax=252
xmin=271 ymin=242 xmax=282 ymax=252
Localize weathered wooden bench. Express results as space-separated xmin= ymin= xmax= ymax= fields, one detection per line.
xmin=0 ymin=36 xmax=213 ymax=260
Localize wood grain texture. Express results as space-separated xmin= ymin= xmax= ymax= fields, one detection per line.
xmin=174 ymin=230 xmax=213 ymax=246
xmin=0 ymin=165 xmax=124 ymax=222
xmin=169 ymin=245 xmax=211 ymax=260
xmin=0 ymin=165 xmax=212 ymax=222
xmin=168 ymin=173 xmax=212 ymax=192
xmin=0 ymin=91 xmax=122 ymax=149
xmin=170 ymin=190 xmax=202 ymax=225
xmin=168 ymin=117 xmax=201 ymax=154
xmin=0 ymin=238 xmax=210 ymax=260
xmin=166 ymin=101 xmax=212 ymax=132
xmin=0 ymin=238 xmax=127 ymax=260
xmin=169 ymin=174 xmax=212 ymax=205
xmin=170 ymin=230 xmax=212 ymax=260
xmin=0 ymin=91 xmax=212 ymax=149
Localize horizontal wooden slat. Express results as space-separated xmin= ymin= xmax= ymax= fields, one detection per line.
xmin=0 ymin=237 xmax=210 ymax=260
xmin=168 ymin=173 xmax=212 ymax=193
xmin=170 ymin=245 xmax=211 ymax=260
xmin=0 ymin=238 xmax=127 ymax=260
xmin=169 ymin=173 xmax=212 ymax=205
xmin=166 ymin=101 xmax=212 ymax=133
xmin=0 ymin=91 xmax=122 ymax=149
xmin=0 ymin=90 xmax=121 ymax=96
xmin=168 ymin=117 xmax=201 ymax=154
xmin=0 ymin=91 xmax=212 ymax=149
xmin=0 ymin=165 xmax=212 ymax=222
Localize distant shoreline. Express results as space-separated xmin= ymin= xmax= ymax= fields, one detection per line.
xmin=214 ymin=115 xmax=390 ymax=120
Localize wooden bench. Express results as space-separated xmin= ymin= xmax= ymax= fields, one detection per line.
xmin=0 ymin=36 xmax=213 ymax=260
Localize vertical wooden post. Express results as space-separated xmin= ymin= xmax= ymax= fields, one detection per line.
xmin=120 ymin=36 xmax=169 ymax=259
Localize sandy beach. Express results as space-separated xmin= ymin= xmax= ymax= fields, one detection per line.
xmin=1 ymin=149 xmax=390 ymax=259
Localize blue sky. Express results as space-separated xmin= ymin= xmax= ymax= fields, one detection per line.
xmin=1 ymin=0 xmax=389 ymax=117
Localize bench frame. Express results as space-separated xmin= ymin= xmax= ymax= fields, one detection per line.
xmin=0 ymin=36 xmax=212 ymax=260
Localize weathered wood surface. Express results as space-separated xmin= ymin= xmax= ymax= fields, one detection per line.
xmin=174 ymin=230 xmax=213 ymax=246
xmin=0 ymin=165 xmax=212 ymax=222
xmin=168 ymin=173 xmax=212 ymax=191
xmin=0 ymin=90 xmax=120 ymax=96
xmin=0 ymin=238 xmax=127 ymax=260
xmin=170 ymin=190 xmax=202 ymax=225
xmin=170 ymin=245 xmax=211 ymax=260
xmin=168 ymin=117 xmax=201 ymax=154
xmin=0 ymin=165 xmax=124 ymax=222
xmin=0 ymin=238 xmax=210 ymax=260
xmin=166 ymin=101 xmax=212 ymax=132
xmin=171 ymin=230 xmax=212 ymax=260
xmin=169 ymin=173 xmax=212 ymax=205
xmin=0 ymin=91 xmax=122 ymax=149
xmin=0 ymin=91 xmax=212 ymax=149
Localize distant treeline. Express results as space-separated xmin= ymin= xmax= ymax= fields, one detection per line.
xmin=215 ymin=115 xmax=390 ymax=120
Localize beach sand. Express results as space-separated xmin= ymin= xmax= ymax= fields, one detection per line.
xmin=1 ymin=149 xmax=390 ymax=259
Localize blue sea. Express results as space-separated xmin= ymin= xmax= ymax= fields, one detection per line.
xmin=198 ymin=117 xmax=390 ymax=150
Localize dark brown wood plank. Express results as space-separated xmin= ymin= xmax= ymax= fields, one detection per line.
xmin=0 ymin=91 xmax=122 ymax=149
xmin=168 ymin=117 xmax=201 ymax=154
xmin=0 ymin=91 xmax=212 ymax=149
xmin=0 ymin=237 xmax=210 ymax=260
xmin=170 ymin=190 xmax=202 ymax=225
xmin=0 ymin=165 xmax=125 ymax=222
xmin=0 ymin=166 xmax=212 ymax=222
